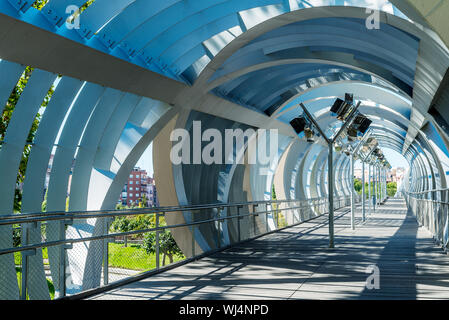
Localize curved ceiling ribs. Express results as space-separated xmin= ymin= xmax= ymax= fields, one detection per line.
xmin=0 ymin=1 xmax=449 ymax=300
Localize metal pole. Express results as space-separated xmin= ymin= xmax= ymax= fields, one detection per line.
xmin=217 ymin=207 xmax=222 ymax=248
xmin=298 ymin=101 xmax=361 ymax=249
xmin=362 ymin=161 xmax=366 ymax=222
xmin=328 ymin=142 xmax=334 ymax=248
xmin=379 ymin=166 xmax=382 ymax=203
xmin=373 ymin=165 xmax=376 ymax=206
xmin=373 ymin=164 xmax=377 ymax=212
xmin=380 ymin=168 xmax=385 ymax=202
xmin=59 ymin=221 xmax=66 ymax=298
xmin=21 ymin=225 xmax=29 ymax=300
xmin=377 ymin=166 xmax=381 ymax=205
xmin=252 ymin=205 xmax=257 ymax=238
xmin=103 ymin=218 xmax=109 ymax=285
xmin=350 ymin=154 xmax=355 ymax=230
xmin=381 ymin=168 xmax=384 ymax=202
xmin=237 ymin=205 xmax=241 ymax=242
xmin=368 ymin=163 xmax=372 ymax=215
xmin=156 ymin=213 xmax=160 ymax=269
xmin=191 ymin=224 xmax=195 ymax=258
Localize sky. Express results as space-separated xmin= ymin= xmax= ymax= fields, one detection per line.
xmin=382 ymin=148 xmax=409 ymax=169
xmin=355 ymin=147 xmax=409 ymax=170
xmin=135 ymin=143 xmax=154 ymax=177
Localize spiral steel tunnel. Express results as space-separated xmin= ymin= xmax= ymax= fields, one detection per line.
xmin=1 ymin=0 xmax=449 ymax=300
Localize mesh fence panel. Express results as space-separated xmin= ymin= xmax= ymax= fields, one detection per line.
xmin=2 ymin=198 xmax=359 ymax=299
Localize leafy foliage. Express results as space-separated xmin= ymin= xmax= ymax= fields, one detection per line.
xmin=0 ymin=66 xmax=56 ymax=213
xmin=143 ymin=230 xmax=183 ymax=266
xmin=32 ymin=0 xmax=49 ymax=10
xmin=13 ymin=226 xmax=21 ymax=247
xmin=387 ymin=182 xmax=397 ymax=197
xmin=354 ymin=178 xmax=363 ymax=194
xmin=110 ymin=214 xmax=157 ymax=234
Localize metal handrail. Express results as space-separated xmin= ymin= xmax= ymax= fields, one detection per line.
xmin=5 ymin=195 xmax=357 ymax=300
xmin=403 ymin=190 xmax=449 ymax=251
xmin=406 ymin=188 xmax=449 ymax=195
xmin=0 ymin=197 xmax=328 ymax=223
xmin=0 ymin=201 xmax=327 ymax=255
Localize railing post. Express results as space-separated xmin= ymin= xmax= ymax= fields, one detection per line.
xmin=328 ymin=142 xmax=334 ymax=249
xmin=216 ymin=207 xmax=222 ymax=249
xmin=275 ymin=203 xmax=279 ymax=229
xmin=191 ymin=223 xmax=195 ymax=258
xmin=20 ymin=224 xmax=30 ymax=300
xmin=362 ymin=161 xmax=366 ymax=222
xmin=237 ymin=205 xmax=242 ymax=242
xmin=103 ymin=217 xmax=110 ymax=285
xmin=266 ymin=203 xmax=269 ymax=233
xmin=156 ymin=212 xmax=160 ymax=269
xmin=373 ymin=165 xmax=377 ymax=211
xmin=59 ymin=220 xmax=66 ymax=298
xmin=368 ymin=163 xmax=372 ymax=215
xmin=350 ymin=154 xmax=355 ymax=230
xmin=252 ymin=204 xmax=258 ymax=237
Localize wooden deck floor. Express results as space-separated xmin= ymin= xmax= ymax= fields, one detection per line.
xmin=89 ymin=198 xmax=449 ymax=300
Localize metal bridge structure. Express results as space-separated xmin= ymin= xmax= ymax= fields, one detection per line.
xmin=1 ymin=0 xmax=449 ymax=300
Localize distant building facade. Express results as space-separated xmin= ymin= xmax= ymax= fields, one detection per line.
xmin=354 ymin=167 xmax=405 ymax=184
xmin=118 ymin=167 xmax=158 ymax=207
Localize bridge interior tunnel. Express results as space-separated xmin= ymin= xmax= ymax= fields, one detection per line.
xmin=1 ymin=0 xmax=449 ymax=300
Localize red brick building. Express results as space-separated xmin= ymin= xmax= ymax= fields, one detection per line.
xmin=118 ymin=167 xmax=158 ymax=207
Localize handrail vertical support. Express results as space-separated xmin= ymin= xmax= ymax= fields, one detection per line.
xmin=362 ymin=161 xmax=366 ymax=222
xmin=156 ymin=212 xmax=160 ymax=269
xmin=328 ymin=142 xmax=335 ymax=248
xmin=103 ymin=218 xmax=110 ymax=285
xmin=350 ymin=154 xmax=355 ymax=230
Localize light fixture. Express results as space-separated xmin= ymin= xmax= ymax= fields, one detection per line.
xmin=290 ymin=115 xmax=316 ymax=143
xmin=290 ymin=117 xmax=307 ymax=134
xmin=304 ymin=126 xmax=315 ymax=143
xmin=331 ymin=93 xmax=355 ymax=121
xmin=346 ymin=113 xmax=372 ymax=141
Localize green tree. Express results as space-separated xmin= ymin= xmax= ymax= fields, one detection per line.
xmin=354 ymin=178 xmax=362 ymax=194
xmin=1 ymin=67 xmax=56 ymax=213
xmin=271 ymin=184 xmax=277 ymax=200
xmin=139 ymin=194 xmax=148 ymax=208
xmin=143 ymin=230 xmax=183 ymax=266
xmin=387 ymin=182 xmax=397 ymax=197
xmin=32 ymin=0 xmax=50 ymax=10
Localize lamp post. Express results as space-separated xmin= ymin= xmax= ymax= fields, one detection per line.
xmin=362 ymin=160 xmax=366 ymax=222
xmin=299 ymin=101 xmax=361 ymax=248
xmin=350 ymin=131 xmax=372 ymax=227
xmin=350 ymin=154 xmax=355 ymax=230
xmin=368 ymin=162 xmax=372 ymax=215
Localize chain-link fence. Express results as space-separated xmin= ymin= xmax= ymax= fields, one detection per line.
xmin=404 ymin=189 xmax=449 ymax=250
xmin=0 ymin=196 xmax=359 ymax=300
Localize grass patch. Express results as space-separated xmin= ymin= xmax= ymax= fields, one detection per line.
xmin=16 ymin=267 xmax=55 ymax=300
xmin=14 ymin=247 xmax=48 ymax=265
xmin=108 ymin=243 xmax=185 ymax=271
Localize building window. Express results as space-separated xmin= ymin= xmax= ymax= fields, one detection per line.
xmin=129 ymin=187 xmax=133 ymax=191
xmin=129 ymin=181 xmax=133 ymax=184
xmin=136 ymin=193 xmax=140 ymax=197
xmin=129 ymin=193 xmax=133 ymax=197
xmin=136 ymin=187 xmax=139 ymax=191
xmin=129 ymin=174 xmax=133 ymax=178
xmin=136 ymin=175 xmax=140 ymax=178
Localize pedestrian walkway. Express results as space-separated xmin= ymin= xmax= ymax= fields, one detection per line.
xmin=89 ymin=199 xmax=449 ymax=300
